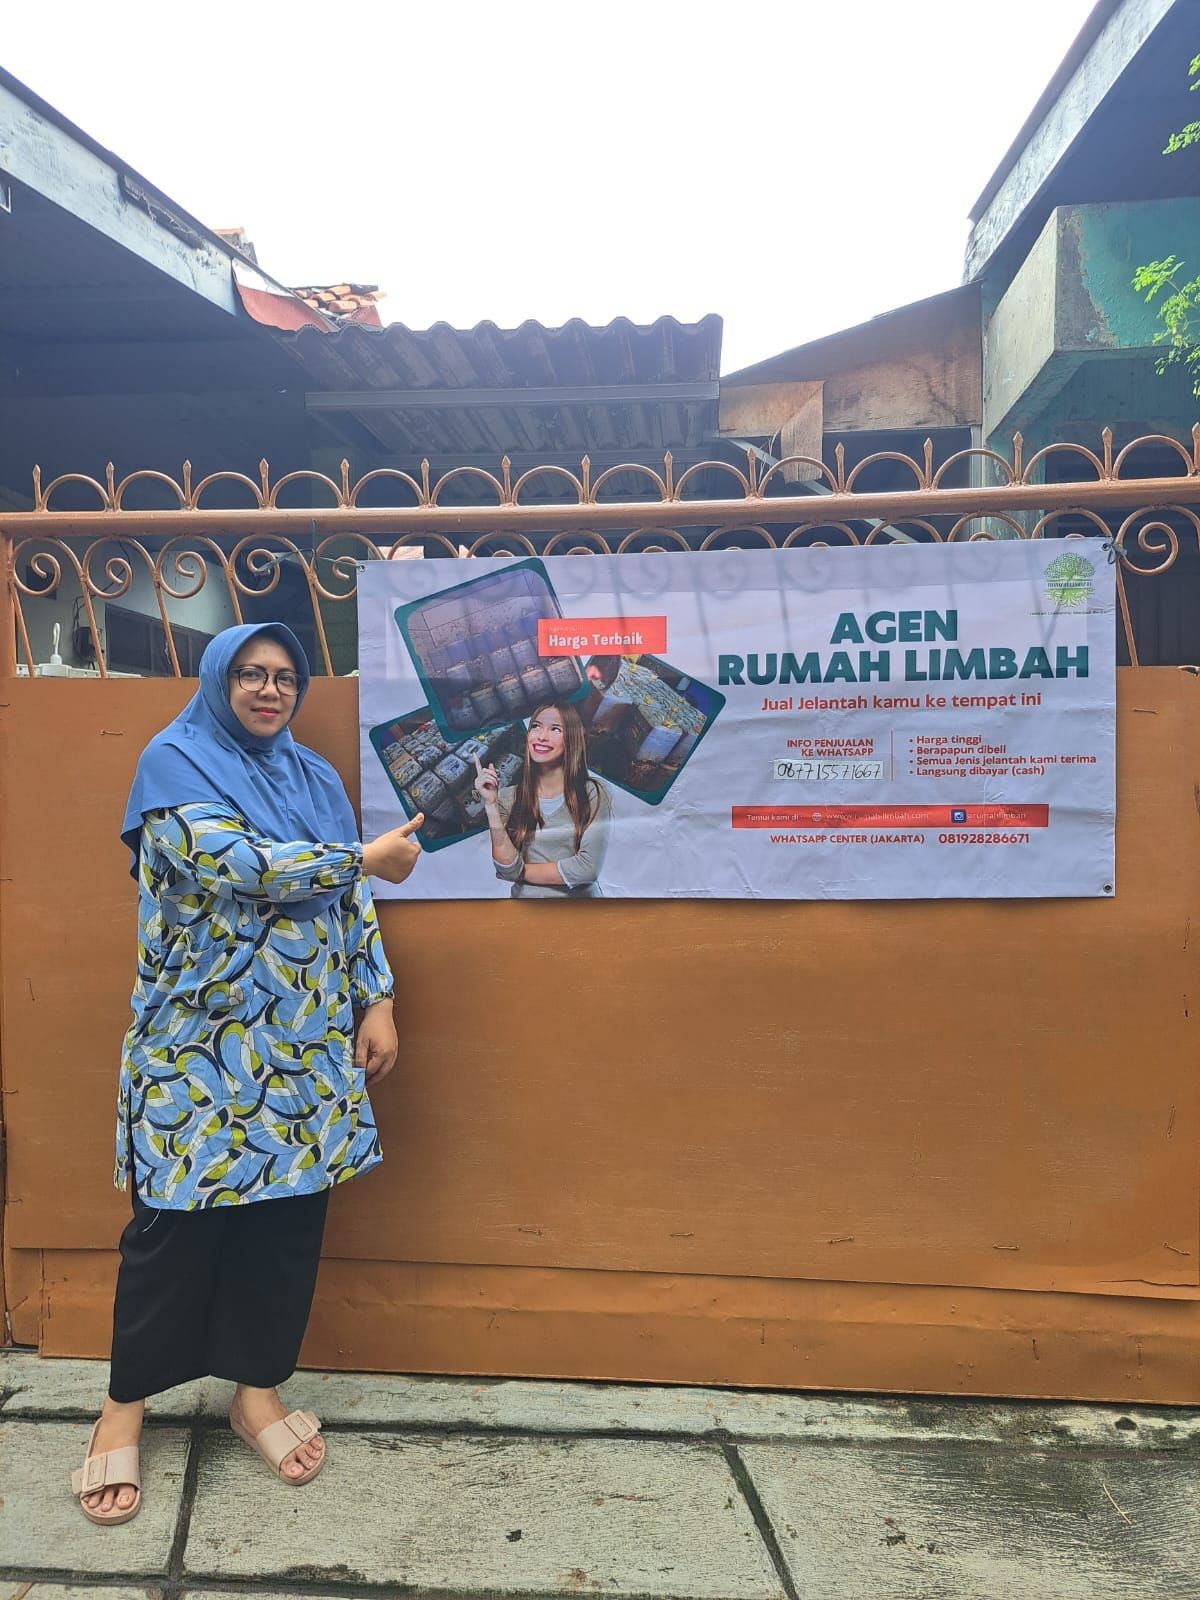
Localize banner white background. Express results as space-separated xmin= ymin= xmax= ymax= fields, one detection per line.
xmin=358 ymin=541 xmax=1115 ymax=900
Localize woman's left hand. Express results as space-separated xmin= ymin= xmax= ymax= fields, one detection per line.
xmin=354 ymin=999 xmax=398 ymax=1085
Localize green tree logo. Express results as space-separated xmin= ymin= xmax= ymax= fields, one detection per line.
xmin=1044 ymin=551 xmax=1096 ymax=610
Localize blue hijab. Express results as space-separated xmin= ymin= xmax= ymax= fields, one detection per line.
xmin=121 ymin=622 xmax=359 ymax=918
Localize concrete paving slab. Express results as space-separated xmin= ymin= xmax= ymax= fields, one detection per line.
xmin=1 ymin=1589 xmax=162 ymax=1599
xmin=0 ymin=1420 xmax=189 ymax=1576
xmin=5 ymin=1351 xmax=1197 ymax=1452
xmin=281 ymin=1369 xmax=1200 ymax=1453
xmin=741 ymin=1441 xmax=1200 ymax=1599
xmin=184 ymin=1431 xmax=785 ymax=1598
xmin=0 ymin=1351 xmax=214 ymax=1421
xmin=183 ymin=1594 xmax=350 ymax=1600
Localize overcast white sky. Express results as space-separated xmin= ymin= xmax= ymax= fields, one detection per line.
xmin=4 ymin=0 xmax=1096 ymax=371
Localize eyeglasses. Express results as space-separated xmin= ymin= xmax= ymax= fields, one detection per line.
xmin=230 ymin=665 xmax=301 ymax=697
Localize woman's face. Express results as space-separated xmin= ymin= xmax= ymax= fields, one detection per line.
xmin=227 ymin=637 xmax=300 ymax=738
xmin=527 ymin=708 xmax=565 ymax=766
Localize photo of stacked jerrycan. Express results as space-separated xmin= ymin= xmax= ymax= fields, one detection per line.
xmin=368 ymin=711 xmax=528 ymax=851
xmin=579 ymin=653 xmax=723 ymax=803
xmin=394 ymin=559 xmax=589 ymax=739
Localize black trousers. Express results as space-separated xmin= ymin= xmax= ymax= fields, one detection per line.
xmin=108 ymin=1187 xmax=330 ymax=1404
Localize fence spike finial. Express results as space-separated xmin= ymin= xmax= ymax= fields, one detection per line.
xmin=182 ymin=460 xmax=193 ymax=505
xmin=106 ymin=462 xmax=116 ymax=507
xmin=340 ymin=459 xmax=351 ymax=503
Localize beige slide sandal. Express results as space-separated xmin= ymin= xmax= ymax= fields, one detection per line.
xmin=229 ymin=1406 xmax=325 ymax=1484
xmin=71 ymin=1418 xmax=142 ymax=1526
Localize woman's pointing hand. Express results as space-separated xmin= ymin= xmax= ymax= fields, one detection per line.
xmin=363 ymin=815 xmax=424 ymax=883
xmin=473 ymin=755 xmax=501 ymax=810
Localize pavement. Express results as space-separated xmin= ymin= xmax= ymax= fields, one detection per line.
xmin=0 ymin=1349 xmax=1197 ymax=1600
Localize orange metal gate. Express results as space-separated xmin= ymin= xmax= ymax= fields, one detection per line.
xmin=1 ymin=434 xmax=1198 ymax=1401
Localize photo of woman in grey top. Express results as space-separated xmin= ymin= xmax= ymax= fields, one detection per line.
xmin=473 ymin=701 xmax=613 ymax=897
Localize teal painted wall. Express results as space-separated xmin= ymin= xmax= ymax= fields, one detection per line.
xmin=985 ymin=199 xmax=1200 ymax=451
xmin=1063 ymin=199 xmax=1200 ymax=352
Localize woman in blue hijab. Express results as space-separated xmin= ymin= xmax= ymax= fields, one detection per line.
xmin=74 ymin=623 xmax=423 ymax=1525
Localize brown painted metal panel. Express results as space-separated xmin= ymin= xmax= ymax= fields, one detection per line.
xmin=1 ymin=671 xmax=1197 ymax=1397
xmin=31 ymin=1249 xmax=1200 ymax=1405
xmin=2 ymin=1242 xmax=41 ymax=1346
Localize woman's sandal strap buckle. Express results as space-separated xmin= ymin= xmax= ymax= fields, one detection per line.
xmin=72 ymin=1444 xmax=141 ymax=1498
xmin=254 ymin=1409 xmax=322 ymax=1473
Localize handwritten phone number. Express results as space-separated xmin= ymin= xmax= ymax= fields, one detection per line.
xmin=937 ymin=832 xmax=1031 ymax=845
xmin=774 ymin=760 xmax=884 ymax=781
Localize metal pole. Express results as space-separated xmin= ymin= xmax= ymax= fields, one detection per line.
xmin=0 ymin=531 xmax=16 ymax=681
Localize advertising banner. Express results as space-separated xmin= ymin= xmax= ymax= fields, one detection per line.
xmin=357 ymin=541 xmax=1115 ymax=900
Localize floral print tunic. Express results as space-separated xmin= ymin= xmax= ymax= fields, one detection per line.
xmin=115 ymin=802 xmax=393 ymax=1209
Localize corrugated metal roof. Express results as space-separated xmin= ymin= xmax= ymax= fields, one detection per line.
xmin=273 ymin=313 xmax=724 ymax=456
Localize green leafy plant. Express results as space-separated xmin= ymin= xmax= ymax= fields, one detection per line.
xmin=1132 ymin=254 xmax=1200 ymax=388
xmin=1132 ymin=52 xmax=1200 ymax=395
xmin=1163 ymin=52 xmax=1200 ymax=152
